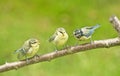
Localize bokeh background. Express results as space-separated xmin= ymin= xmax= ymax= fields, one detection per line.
xmin=0 ymin=0 xmax=120 ymax=76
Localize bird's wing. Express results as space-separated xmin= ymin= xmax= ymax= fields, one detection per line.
xmin=82 ymin=25 xmax=100 ymax=37
xmin=17 ymin=51 xmax=24 ymax=59
xmin=17 ymin=46 xmax=30 ymax=59
xmin=22 ymin=44 xmax=31 ymax=53
xmin=82 ymin=26 xmax=93 ymax=37
xmin=18 ymin=41 xmax=30 ymax=53
xmin=49 ymin=33 xmax=56 ymax=42
xmin=82 ymin=27 xmax=90 ymax=34
xmin=85 ymin=25 xmax=100 ymax=37
xmin=14 ymin=48 xmax=22 ymax=54
xmin=85 ymin=26 xmax=93 ymax=29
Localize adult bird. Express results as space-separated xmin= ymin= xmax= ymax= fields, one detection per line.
xmin=73 ymin=24 xmax=100 ymax=42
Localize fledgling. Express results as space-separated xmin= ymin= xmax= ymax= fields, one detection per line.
xmin=49 ymin=27 xmax=68 ymax=50
xmin=73 ymin=24 xmax=100 ymax=42
xmin=14 ymin=38 xmax=40 ymax=63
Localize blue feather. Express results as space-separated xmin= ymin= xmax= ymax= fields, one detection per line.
xmin=84 ymin=24 xmax=100 ymax=37
xmin=14 ymin=48 xmax=25 ymax=54
xmin=14 ymin=49 xmax=21 ymax=54
xmin=91 ymin=24 xmax=100 ymax=31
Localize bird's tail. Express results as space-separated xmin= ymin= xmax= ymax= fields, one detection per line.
xmin=14 ymin=49 xmax=25 ymax=59
xmin=13 ymin=49 xmax=20 ymax=54
xmin=92 ymin=24 xmax=100 ymax=30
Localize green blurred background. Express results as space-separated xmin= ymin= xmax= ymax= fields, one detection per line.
xmin=0 ymin=0 xmax=120 ymax=76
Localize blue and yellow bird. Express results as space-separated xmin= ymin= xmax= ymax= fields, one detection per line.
xmin=73 ymin=24 xmax=100 ymax=42
xmin=14 ymin=38 xmax=40 ymax=62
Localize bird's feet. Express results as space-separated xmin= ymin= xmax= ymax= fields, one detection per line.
xmin=26 ymin=59 xmax=29 ymax=64
xmin=90 ymin=40 xmax=94 ymax=44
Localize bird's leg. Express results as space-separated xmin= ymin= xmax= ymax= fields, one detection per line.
xmin=90 ymin=37 xmax=94 ymax=44
xmin=26 ymin=59 xmax=29 ymax=64
xmin=33 ymin=54 xmax=40 ymax=61
xmin=75 ymin=40 xmax=79 ymax=45
xmin=25 ymin=56 xmax=29 ymax=64
xmin=34 ymin=54 xmax=40 ymax=57
xmin=63 ymin=44 xmax=69 ymax=50
xmin=55 ymin=46 xmax=58 ymax=52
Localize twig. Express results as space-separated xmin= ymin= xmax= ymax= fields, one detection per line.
xmin=110 ymin=15 xmax=120 ymax=35
xmin=0 ymin=15 xmax=120 ymax=73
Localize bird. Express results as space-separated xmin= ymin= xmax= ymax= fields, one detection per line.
xmin=49 ymin=27 xmax=69 ymax=51
xmin=14 ymin=38 xmax=40 ymax=63
xmin=73 ymin=24 xmax=100 ymax=42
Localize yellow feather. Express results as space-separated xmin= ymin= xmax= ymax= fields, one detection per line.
xmin=53 ymin=32 xmax=68 ymax=46
xmin=27 ymin=44 xmax=39 ymax=57
xmin=79 ymin=36 xmax=91 ymax=41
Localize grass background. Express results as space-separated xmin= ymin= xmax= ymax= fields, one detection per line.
xmin=0 ymin=0 xmax=120 ymax=76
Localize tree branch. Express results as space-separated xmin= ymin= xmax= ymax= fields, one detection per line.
xmin=0 ymin=16 xmax=120 ymax=73
xmin=110 ymin=15 xmax=120 ymax=35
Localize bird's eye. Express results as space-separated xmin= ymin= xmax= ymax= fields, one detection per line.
xmin=32 ymin=42 xmax=37 ymax=44
xmin=59 ymin=31 xmax=63 ymax=34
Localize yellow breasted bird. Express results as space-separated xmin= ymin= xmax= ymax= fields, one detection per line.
xmin=49 ymin=27 xmax=68 ymax=51
xmin=14 ymin=38 xmax=40 ymax=62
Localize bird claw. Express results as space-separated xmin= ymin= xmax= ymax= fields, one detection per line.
xmin=34 ymin=54 xmax=40 ymax=57
xmin=105 ymin=41 xmax=110 ymax=48
xmin=26 ymin=59 xmax=29 ymax=64
xmin=55 ymin=50 xmax=58 ymax=52
xmin=90 ymin=40 xmax=94 ymax=44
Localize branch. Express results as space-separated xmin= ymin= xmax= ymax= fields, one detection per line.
xmin=110 ymin=15 xmax=120 ymax=35
xmin=0 ymin=16 xmax=120 ymax=73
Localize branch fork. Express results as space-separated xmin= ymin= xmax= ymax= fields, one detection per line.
xmin=0 ymin=15 xmax=120 ymax=73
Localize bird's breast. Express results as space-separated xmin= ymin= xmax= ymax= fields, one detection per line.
xmin=27 ymin=45 xmax=39 ymax=57
xmin=53 ymin=34 xmax=68 ymax=46
xmin=78 ymin=36 xmax=91 ymax=40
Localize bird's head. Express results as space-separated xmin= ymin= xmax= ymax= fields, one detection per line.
xmin=29 ymin=38 xmax=40 ymax=47
xmin=73 ymin=29 xmax=83 ymax=39
xmin=56 ymin=27 xmax=66 ymax=36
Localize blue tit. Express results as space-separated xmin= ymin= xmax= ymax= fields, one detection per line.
xmin=49 ymin=27 xmax=68 ymax=50
xmin=14 ymin=38 xmax=40 ymax=63
xmin=73 ymin=24 xmax=100 ymax=42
